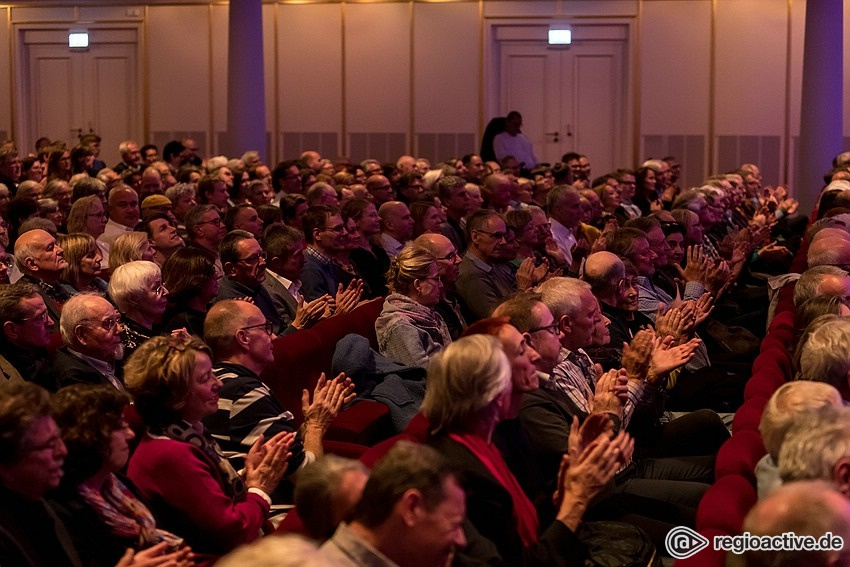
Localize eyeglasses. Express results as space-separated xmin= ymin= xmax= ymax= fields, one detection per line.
xmin=618 ymin=277 xmax=639 ymax=289
xmin=528 ymin=322 xmax=560 ymax=335
xmin=322 ymin=225 xmax=347 ymax=234
xmin=152 ymin=283 xmax=167 ymax=296
xmin=83 ymin=315 xmax=122 ymax=331
xmin=474 ymin=229 xmax=508 ymax=242
xmin=198 ymin=217 xmax=223 ymax=227
xmin=435 ymin=250 xmax=459 ymax=262
xmin=240 ymin=321 xmax=274 ymax=336
xmin=87 ymin=211 xmax=107 ymax=218
xmin=238 ymin=251 xmax=267 ymax=264
xmin=15 ymin=310 xmax=51 ymax=324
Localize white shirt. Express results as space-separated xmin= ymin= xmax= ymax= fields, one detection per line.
xmin=549 ymin=218 xmax=576 ymax=266
xmin=266 ymin=268 xmax=302 ymax=302
xmin=493 ymin=131 xmax=538 ymax=169
xmin=98 ymin=218 xmax=135 ymax=249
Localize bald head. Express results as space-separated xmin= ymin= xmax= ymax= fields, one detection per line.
xmin=204 ymin=300 xmax=260 ymax=358
xmin=415 ymin=233 xmax=460 ymax=283
xmin=808 ymin=236 xmax=850 ymax=268
xmin=582 ymin=251 xmax=624 ymax=302
xmin=743 ymin=481 xmax=850 ymax=567
xmin=379 ymin=201 xmax=413 ymax=241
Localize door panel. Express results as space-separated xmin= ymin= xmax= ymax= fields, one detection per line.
xmin=498 ymin=36 xmax=626 ymax=174
xmin=19 ymin=28 xmax=140 ymax=166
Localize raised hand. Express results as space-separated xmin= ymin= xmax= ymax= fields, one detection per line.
xmin=302 ymin=372 xmax=356 ymax=432
xmin=292 ymin=294 xmax=332 ymax=330
xmin=333 ymin=279 xmax=364 ymax=315
xmin=243 ymin=431 xmax=295 ymax=495
xmin=621 ymin=329 xmax=654 ymax=380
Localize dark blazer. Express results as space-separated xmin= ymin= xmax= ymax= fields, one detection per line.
xmin=262 ymin=274 xmax=298 ymax=327
xmin=50 ymin=347 xmax=120 ymax=391
xmin=518 ymin=386 xmax=585 ymax=482
xmin=427 ymin=433 xmax=587 ymax=567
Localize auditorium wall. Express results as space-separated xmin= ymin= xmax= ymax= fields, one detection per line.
xmin=0 ymin=0 xmax=845 ymax=191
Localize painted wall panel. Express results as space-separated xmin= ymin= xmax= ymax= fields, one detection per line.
xmin=714 ymin=0 xmax=788 ymax=136
xmin=277 ymin=3 xmax=343 ymax=133
xmin=344 ymin=2 xmax=410 ymax=134
xmin=412 ymin=2 xmax=479 ymax=134
xmin=639 ymin=0 xmax=711 ymax=135
xmin=0 ymin=7 xmax=11 ymax=138
xmin=147 ymin=5 xmax=210 ymax=132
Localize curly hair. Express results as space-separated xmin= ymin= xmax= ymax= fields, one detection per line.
xmin=123 ymin=332 xmax=212 ymax=428
xmin=53 ymin=384 xmax=130 ymax=485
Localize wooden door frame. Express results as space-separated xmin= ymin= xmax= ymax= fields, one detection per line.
xmin=12 ymin=22 xmax=144 ymax=160
xmin=484 ymin=18 xmax=637 ymax=169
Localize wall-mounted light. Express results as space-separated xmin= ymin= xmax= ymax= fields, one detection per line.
xmin=69 ymin=32 xmax=89 ymax=49
xmin=548 ymin=28 xmax=572 ymax=46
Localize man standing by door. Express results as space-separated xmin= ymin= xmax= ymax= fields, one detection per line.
xmin=493 ymin=111 xmax=538 ymax=173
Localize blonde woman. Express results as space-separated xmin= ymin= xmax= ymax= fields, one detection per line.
xmin=374 ymin=244 xmax=450 ymax=368
xmin=108 ymin=232 xmax=155 ymax=274
xmin=57 ymin=233 xmax=108 ymax=293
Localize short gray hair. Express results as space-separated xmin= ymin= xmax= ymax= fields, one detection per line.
xmin=537 ymin=277 xmax=592 ymax=320
xmin=779 ymin=407 xmax=850 ymax=484
xmin=108 ymin=261 xmax=161 ymax=313
xmin=793 ymin=266 xmax=849 ymax=306
xmin=422 ymin=334 xmax=511 ymax=434
xmin=294 ymin=455 xmax=369 ymax=540
xmin=59 ymin=293 xmax=107 ymax=348
xmin=760 ymin=381 xmax=842 ymax=460
xmin=799 ymin=317 xmax=850 ymax=391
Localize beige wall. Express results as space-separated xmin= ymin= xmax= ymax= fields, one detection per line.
xmin=0 ymin=0 xmax=844 ymax=188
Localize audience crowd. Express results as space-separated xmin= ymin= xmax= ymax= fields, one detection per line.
xmin=4 ymin=122 xmax=850 ymax=566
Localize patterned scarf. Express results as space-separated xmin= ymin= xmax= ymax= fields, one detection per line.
xmin=78 ymin=474 xmax=183 ymax=549
xmin=150 ymin=420 xmax=246 ymax=500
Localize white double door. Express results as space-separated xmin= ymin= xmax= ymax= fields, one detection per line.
xmin=497 ymin=29 xmax=629 ymax=176
xmin=17 ymin=27 xmax=142 ymax=166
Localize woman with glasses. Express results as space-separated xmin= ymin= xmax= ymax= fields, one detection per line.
xmin=46 ymin=148 xmax=73 ymax=183
xmin=341 ymin=198 xmax=390 ymax=299
xmin=124 ymin=333 xmax=294 ymax=563
xmin=57 ymin=233 xmax=108 ymax=294
xmin=108 ymin=261 xmax=169 ymax=361
xmin=50 ymin=384 xmax=193 ymax=567
xmin=375 ymin=244 xmax=451 ymax=369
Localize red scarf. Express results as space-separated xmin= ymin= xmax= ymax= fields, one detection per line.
xmin=449 ymin=432 xmax=539 ymax=547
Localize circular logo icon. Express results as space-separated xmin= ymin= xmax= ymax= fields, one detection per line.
xmin=665 ymin=526 xmax=710 ymax=559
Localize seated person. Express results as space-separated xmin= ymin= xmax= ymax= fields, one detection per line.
xmin=202 ymin=300 xmax=354 ymax=498
xmin=261 ymin=225 xmax=333 ymax=333
xmin=0 ymin=282 xmax=53 ymax=388
xmin=0 ymin=382 xmax=80 ymax=565
xmin=215 ymin=230 xmax=285 ymax=335
xmin=300 ymin=205 xmax=356 ymax=301
xmin=108 ymin=231 xmax=155 ymax=274
xmin=125 ymin=332 xmax=295 ymax=561
xmin=50 ymin=384 xmax=192 ymax=567
xmin=756 ymin=381 xmax=843 ymax=498
xmin=320 ymin=442 xmax=468 ymax=567
xmin=161 ymin=247 xmax=220 ymax=337
xmin=375 ymin=244 xmax=451 ymax=368
xmin=57 ymin=233 xmax=108 ymax=294
xmin=423 ymin=335 xmax=627 ymax=566
xmin=108 ymin=261 xmax=169 ymax=361
xmin=14 ymin=228 xmax=72 ymax=322
xmin=51 ymin=294 xmax=125 ymax=391
xmin=293 ymin=455 xmax=370 ymax=541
